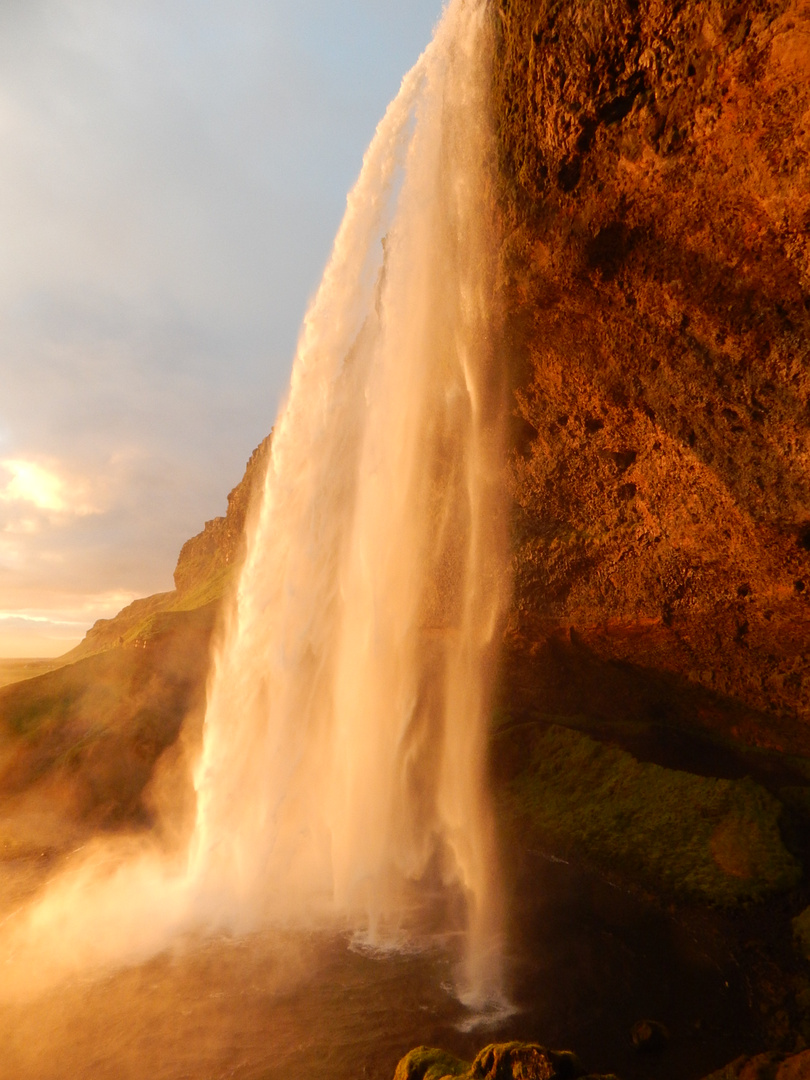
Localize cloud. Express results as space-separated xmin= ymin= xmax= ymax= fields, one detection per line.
xmin=0 ymin=587 xmax=141 ymax=657
xmin=0 ymin=0 xmax=442 ymax=656
xmin=0 ymin=458 xmax=101 ymax=518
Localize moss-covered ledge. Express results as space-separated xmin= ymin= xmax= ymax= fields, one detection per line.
xmin=495 ymin=723 xmax=801 ymax=905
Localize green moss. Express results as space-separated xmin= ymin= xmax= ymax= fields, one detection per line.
xmin=53 ymin=726 xmax=107 ymax=769
xmin=393 ymin=1047 xmax=470 ymax=1080
xmin=394 ymin=1042 xmax=615 ymax=1080
xmin=501 ymin=724 xmax=800 ymax=905
xmin=169 ymin=562 xmax=237 ymax=612
xmin=4 ymin=687 xmax=78 ymax=737
xmin=118 ymin=591 xmax=226 ymax=649
xmin=63 ymin=559 xmax=234 ymax=663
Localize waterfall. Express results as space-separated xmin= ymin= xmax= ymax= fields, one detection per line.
xmin=2 ymin=0 xmax=508 ymax=1013
xmin=187 ymin=0 xmax=507 ymax=1004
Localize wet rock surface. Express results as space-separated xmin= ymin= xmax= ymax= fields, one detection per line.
xmin=484 ymin=3 xmax=810 ymax=1069
xmin=394 ymin=1042 xmax=607 ymax=1080
xmin=697 ymin=1048 xmax=810 ymax=1079
xmin=394 ymin=1044 xmax=810 ymax=1080
xmin=492 ymin=0 xmax=810 ymax=751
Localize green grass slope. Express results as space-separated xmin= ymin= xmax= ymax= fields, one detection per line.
xmin=0 ymin=604 xmax=216 ymax=827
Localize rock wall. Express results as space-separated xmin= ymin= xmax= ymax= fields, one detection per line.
xmin=172 ymin=434 xmax=272 ymax=598
xmin=493 ymin=0 xmax=810 ymax=751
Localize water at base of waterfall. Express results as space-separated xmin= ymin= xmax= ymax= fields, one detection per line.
xmin=0 ymin=852 xmax=751 ymax=1080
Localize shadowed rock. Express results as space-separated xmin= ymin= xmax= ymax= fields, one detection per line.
xmin=393 ymin=1042 xmax=607 ymax=1080
xmin=703 ymin=1049 xmax=810 ymax=1079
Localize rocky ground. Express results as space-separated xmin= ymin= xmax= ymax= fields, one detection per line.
xmin=393 ymin=1042 xmax=810 ymax=1080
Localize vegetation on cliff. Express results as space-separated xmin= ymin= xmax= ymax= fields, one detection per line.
xmin=61 ymin=434 xmax=271 ymax=664
xmin=2 ymin=3 xmax=810 ymax=1074
xmin=0 ymin=605 xmax=212 ymax=838
xmin=498 ymin=722 xmax=800 ymax=904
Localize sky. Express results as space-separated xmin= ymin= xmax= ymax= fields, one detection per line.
xmin=0 ymin=0 xmax=444 ymax=657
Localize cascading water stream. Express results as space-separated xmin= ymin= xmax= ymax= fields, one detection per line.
xmin=189 ymin=0 xmax=508 ymax=1005
xmin=2 ymin=0 xmax=509 ymax=1014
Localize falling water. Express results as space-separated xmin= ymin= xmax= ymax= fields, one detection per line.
xmin=1 ymin=0 xmax=509 ymax=1014
xmin=187 ymin=0 xmax=508 ymax=1004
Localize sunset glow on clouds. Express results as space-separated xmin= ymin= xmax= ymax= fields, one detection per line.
xmin=0 ymin=0 xmax=440 ymax=657
xmin=0 ymin=458 xmax=101 ymax=518
xmin=0 ymin=592 xmax=140 ymax=657
xmin=0 ymin=456 xmax=132 ymax=654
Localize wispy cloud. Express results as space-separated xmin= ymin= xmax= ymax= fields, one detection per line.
xmin=0 ymin=613 xmax=85 ymax=628
xmin=0 ymin=588 xmax=141 ymax=656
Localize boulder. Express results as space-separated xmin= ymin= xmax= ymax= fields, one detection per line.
xmin=393 ymin=1042 xmax=615 ymax=1080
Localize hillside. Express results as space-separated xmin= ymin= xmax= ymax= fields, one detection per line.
xmin=0 ymin=437 xmax=270 ymax=835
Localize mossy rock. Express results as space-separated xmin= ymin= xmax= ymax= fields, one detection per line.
xmin=170 ymin=561 xmax=237 ymax=613
xmin=393 ymin=1042 xmax=616 ymax=1080
xmin=500 ymin=724 xmax=801 ymax=906
xmin=393 ymin=1046 xmax=470 ymax=1080
xmin=469 ymin=1042 xmax=588 ymax=1079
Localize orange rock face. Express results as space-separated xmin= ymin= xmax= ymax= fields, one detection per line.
xmin=172 ymin=434 xmax=271 ymax=597
xmin=493 ymin=0 xmax=810 ymax=750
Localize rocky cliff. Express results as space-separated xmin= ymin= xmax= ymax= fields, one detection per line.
xmin=1 ymin=7 xmax=810 ymax=1073
xmin=171 ymin=434 xmax=271 ymax=600
xmin=393 ymin=1042 xmax=810 ymax=1080
xmin=493 ymin=0 xmax=810 ymax=754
